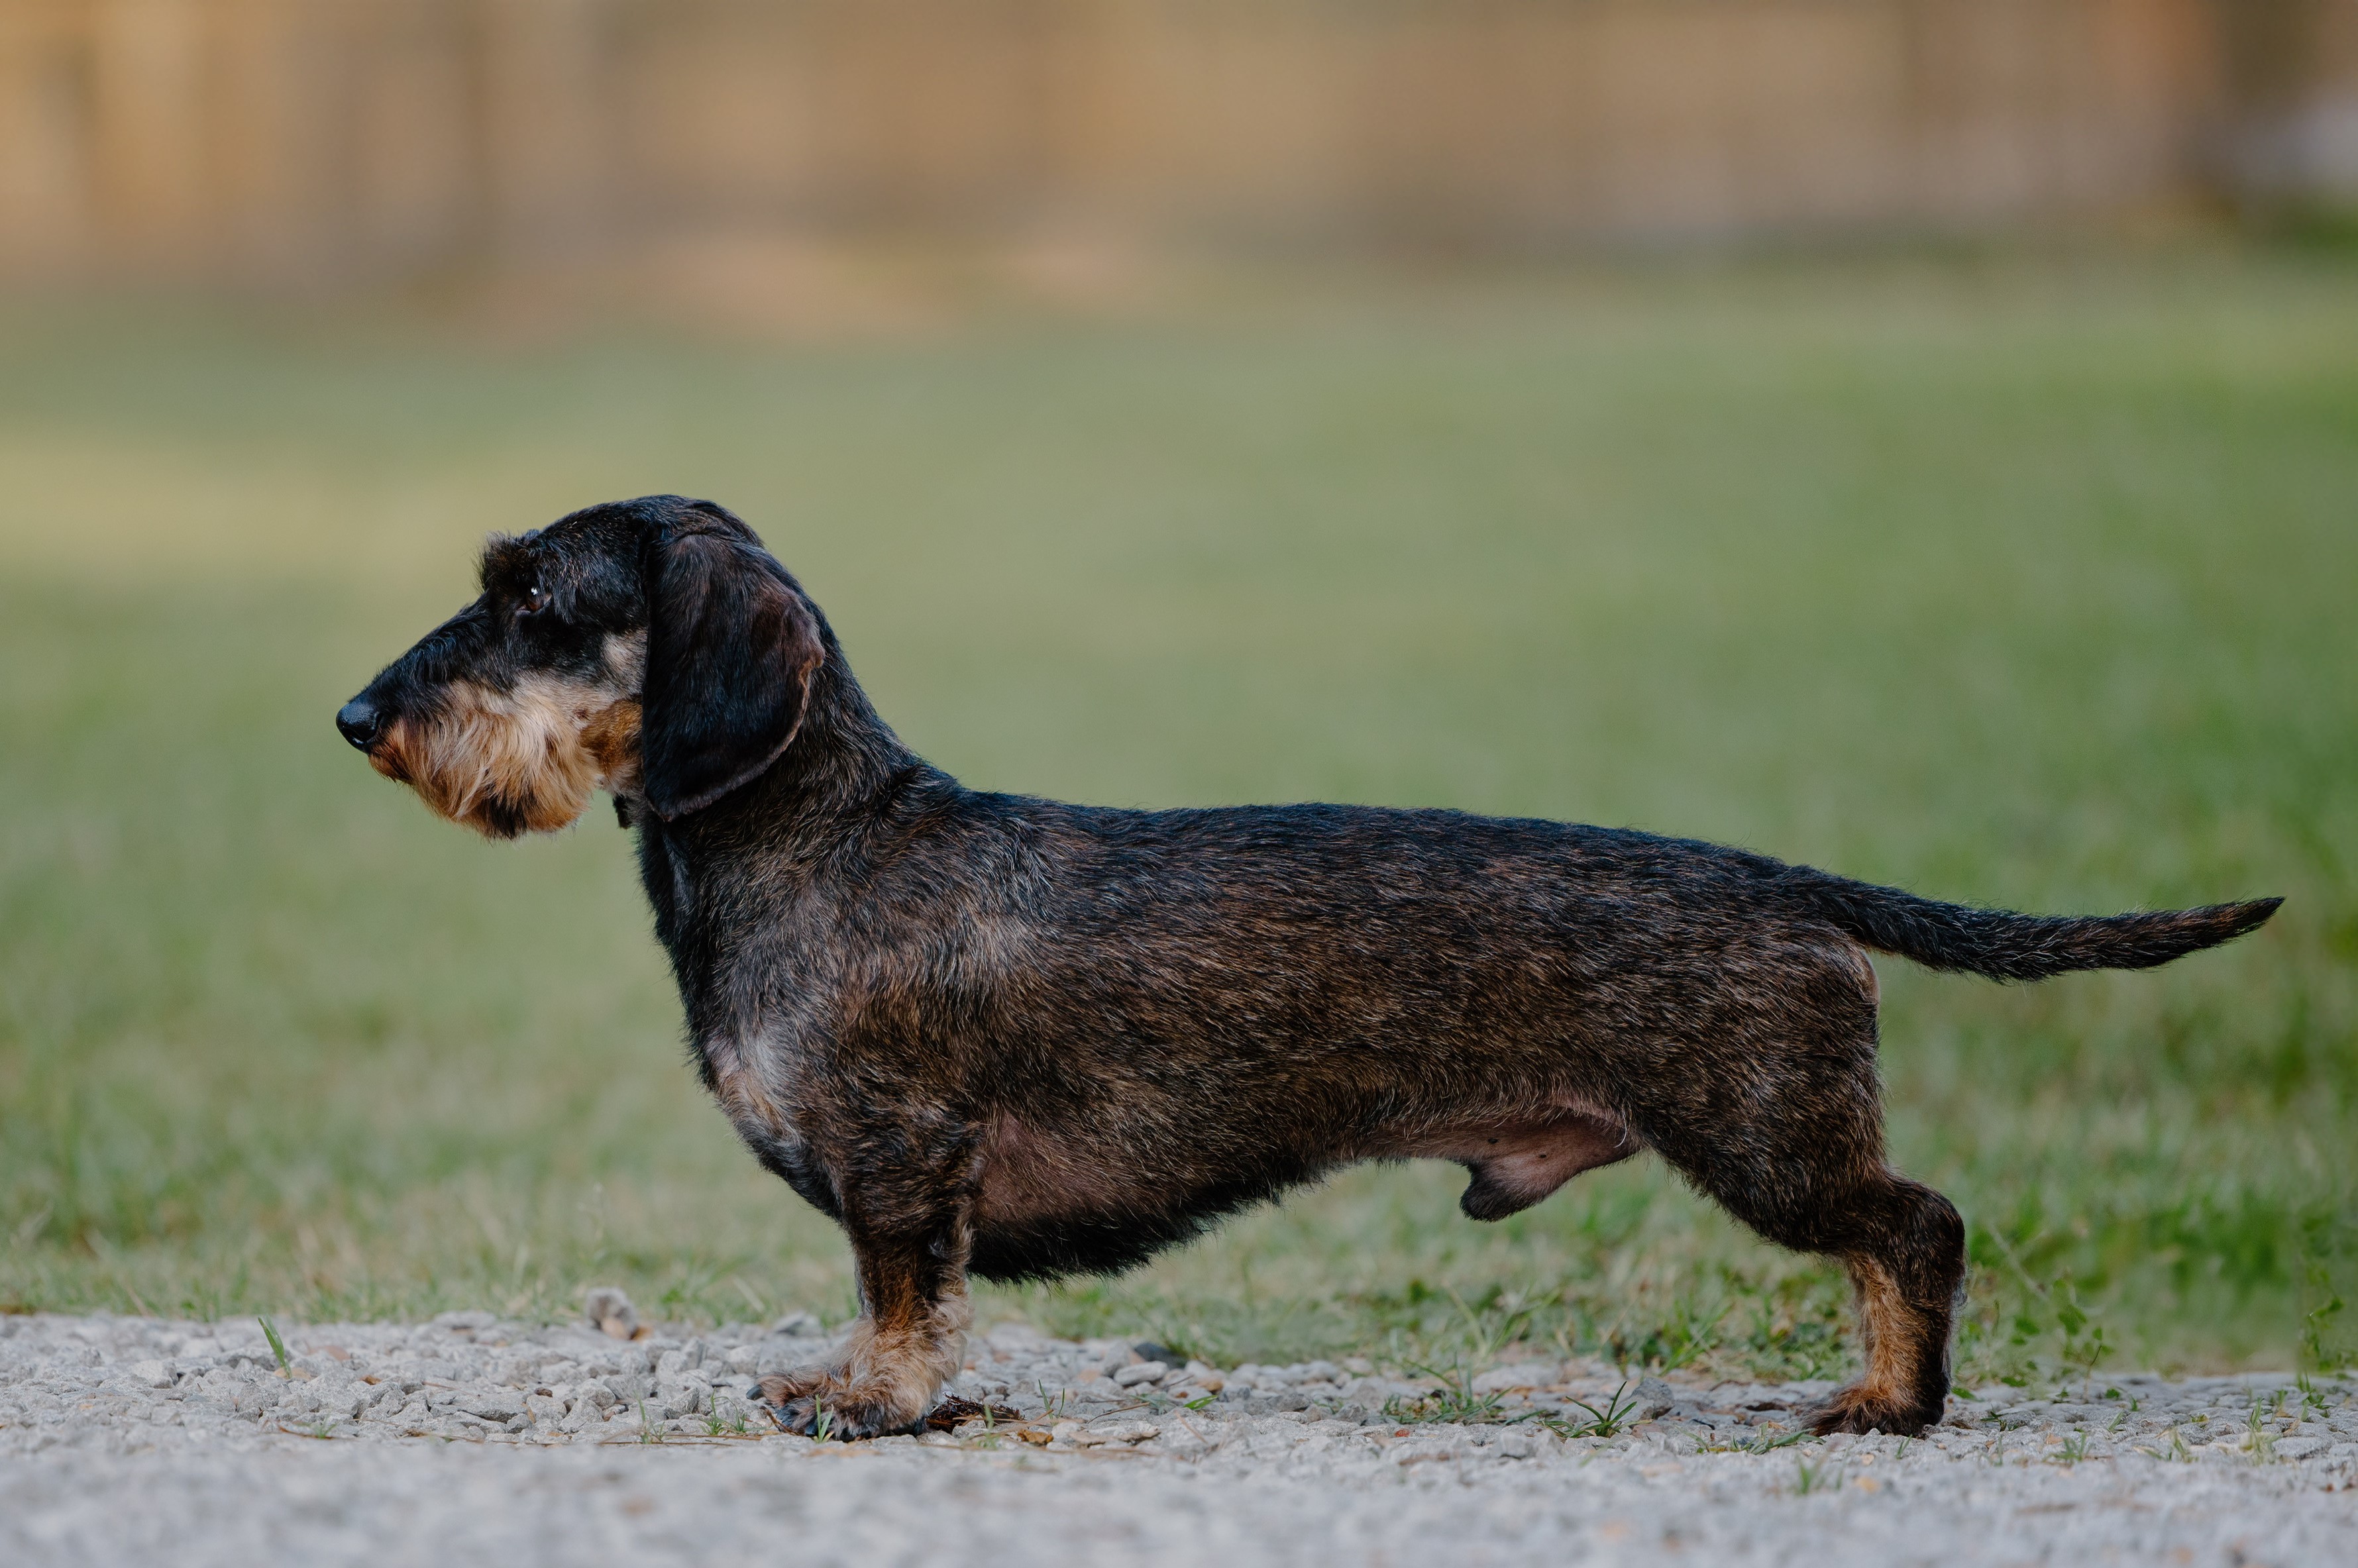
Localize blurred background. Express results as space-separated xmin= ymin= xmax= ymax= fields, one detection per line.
xmin=1 ymin=1 xmax=2353 ymax=1383
xmin=7 ymin=0 xmax=2358 ymax=293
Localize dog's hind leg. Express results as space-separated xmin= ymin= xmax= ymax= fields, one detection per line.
xmin=1656 ymin=1122 xmax=1963 ymax=1435
xmin=1813 ymin=1179 xmax=1965 ymax=1436
xmin=1633 ymin=961 xmax=1964 ymax=1437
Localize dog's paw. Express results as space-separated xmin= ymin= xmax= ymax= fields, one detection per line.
xmin=758 ymin=1388 xmax=926 ymax=1441
xmin=750 ymin=1372 xmax=928 ymax=1441
xmin=1805 ymin=1385 xmax=1942 ymax=1438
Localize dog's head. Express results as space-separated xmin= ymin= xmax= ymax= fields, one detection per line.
xmin=337 ymin=496 xmax=826 ymax=837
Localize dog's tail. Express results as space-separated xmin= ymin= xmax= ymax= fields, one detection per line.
xmin=1775 ymin=868 xmax=2280 ymax=982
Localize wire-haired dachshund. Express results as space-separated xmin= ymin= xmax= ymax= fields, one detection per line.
xmin=336 ymin=495 xmax=2278 ymax=1439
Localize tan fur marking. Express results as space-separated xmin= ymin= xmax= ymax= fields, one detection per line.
xmin=372 ymin=657 xmax=643 ymax=839
xmin=758 ymin=1255 xmax=973 ymax=1434
xmin=1813 ymin=1252 xmax=1935 ymax=1432
xmin=839 ymin=1275 xmax=972 ymax=1416
xmin=580 ymin=699 xmax=643 ymax=798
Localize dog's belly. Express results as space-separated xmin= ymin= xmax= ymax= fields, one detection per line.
xmin=1381 ymin=1107 xmax=1638 ymax=1221
xmin=965 ymin=1108 xmax=1334 ymax=1280
xmin=973 ymin=1113 xmax=1150 ymax=1231
xmin=967 ymin=1101 xmax=1637 ymax=1270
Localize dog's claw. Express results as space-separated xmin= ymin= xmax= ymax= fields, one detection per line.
xmin=772 ymin=1397 xmax=822 ymax=1436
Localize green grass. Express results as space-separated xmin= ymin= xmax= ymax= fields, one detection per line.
xmin=2 ymin=254 xmax=2353 ymax=1387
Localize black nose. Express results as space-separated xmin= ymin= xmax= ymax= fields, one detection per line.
xmin=336 ymin=698 xmax=384 ymax=751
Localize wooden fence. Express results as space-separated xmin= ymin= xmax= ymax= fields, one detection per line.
xmin=1 ymin=0 xmax=2351 ymax=286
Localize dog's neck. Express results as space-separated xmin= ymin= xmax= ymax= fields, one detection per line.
xmin=628 ymin=637 xmax=928 ymax=1044
xmin=629 ymin=632 xmax=925 ymax=861
xmin=757 ymin=641 xmax=920 ymax=821
xmin=610 ymin=615 xmax=918 ymax=827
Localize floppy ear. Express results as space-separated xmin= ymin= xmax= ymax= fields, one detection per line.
xmin=639 ymin=527 xmax=826 ymax=820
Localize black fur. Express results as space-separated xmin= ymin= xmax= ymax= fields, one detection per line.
xmin=1772 ymin=867 xmax=2281 ymax=980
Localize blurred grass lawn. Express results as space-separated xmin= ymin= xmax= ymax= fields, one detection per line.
xmin=1 ymin=255 xmax=2353 ymax=1386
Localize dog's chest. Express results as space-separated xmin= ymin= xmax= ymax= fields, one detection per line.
xmin=698 ymin=1029 xmax=844 ymax=1216
xmin=699 ymin=1029 xmax=802 ymax=1135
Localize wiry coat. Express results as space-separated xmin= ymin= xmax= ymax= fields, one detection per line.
xmin=338 ymin=496 xmax=2280 ymax=1441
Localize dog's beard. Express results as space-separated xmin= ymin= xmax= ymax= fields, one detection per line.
xmin=372 ymin=677 xmax=640 ymax=839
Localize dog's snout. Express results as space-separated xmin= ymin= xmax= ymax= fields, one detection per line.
xmin=336 ymin=698 xmax=384 ymax=751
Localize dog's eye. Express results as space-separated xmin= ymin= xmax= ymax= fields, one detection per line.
xmin=518 ymin=583 xmax=552 ymax=619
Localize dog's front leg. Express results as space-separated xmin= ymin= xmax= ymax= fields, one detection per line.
xmin=755 ymin=1191 xmax=972 ymax=1440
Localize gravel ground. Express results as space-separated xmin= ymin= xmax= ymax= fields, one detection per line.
xmin=3 ymin=1308 xmax=2353 ymax=1566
